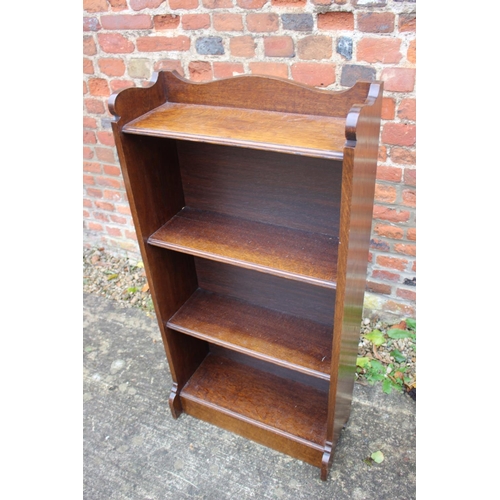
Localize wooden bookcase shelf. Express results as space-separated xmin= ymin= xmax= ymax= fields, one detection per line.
xmin=109 ymin=71 xmax=383 ymax=481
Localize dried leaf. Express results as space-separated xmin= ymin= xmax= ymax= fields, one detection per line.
xmin=142 ymin=283 xmax=149 ymax=293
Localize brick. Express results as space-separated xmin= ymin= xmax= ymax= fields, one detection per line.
xmin=391 ymin=148 xmax=416 ymax=166
xmin=128 ymin=59 xmax=151 ymax=78
xmin=282 ymin=14 xmax=313 ymax=31
xmin=402 ymin=189 xmax=416 ymax=207
xmin=188 ymin=61 xmax=213 ymax=82
xmin=88 ymin=78 xmax=110 ymax=97
xmin=130 ymin=0 xmax=165 ymax=9
xmin=154 ymin=14 xmax=180 ymax=30
xmin=101 ymin=15 xmax=152 ymax=30
xmin=376 ymin=255 xmax=408 ymax=271
xmin=376 ymin=165 xmax=402 ymax=183
xmin=154 ymin=59 xmax=184 ymax=75
xmin=383 ymin=301 xmax=415 ymax=317
xmin=407 ymin=228 xmax=416 ymax=241
xmin=381 ymin=97 xmax=395 ymax=120
xmin=95 ymin=147 xmax=116 ymax=163
xmin=86 ymin=187 xmax=103 ymax=198
xmin=106 ymin=226 xmax=122 ymax=237
xmin=366 ymin=281 xmax=392 ymax=295
xmin=264 ymin=37 xmax=295 ymax=58
xmin=374 ymin=223 xmax=403 ymax=239
xmin=382 ymin=123 xmax=416 ymax=147
xmin=104 ymin=190 xmax=123 ymax=201
xmin=407 ymin=39 xmax=416 ymax=64
xmin=397 ymin=99 xmax=416 ymax=121
xmin=375 ymin=183 xmax=397 ymax=203
xmin=357 ymin=12 xmax=394 ymax=33
xmin=96 ymin=175 xmax=121 ymax=189
xmin=104 ymin=164 xmax=121 ymax=176
xmin=83 ymin=80 xmax=87 ymax=96
xmin=169 ymin=0 xmax=199 ymax=8
xmin=182 ymin=14 xmax=211 ymax=30
xmin=110 ymin=214 xmax=128 ymax=225
xmin=83 ymin=209 xmax=90 ymax=219
xmin=373 ymin=206 xmax=410 ymax=223
xmin=83 ymin=36 xmax=97 ymax=56
xmin=370 ymin=238 xmax=390 ymax=251
xmin=83 ymin=58 xmax=94 ymax=75
xmin=247 ymin=13 xmax=279 ymax=33
xmin=272 ymin=0 xmax=306 ymax=5
xmin=110 ymin=80 xmax=135 ymax=92
xmin=84 ymin=98 xmax=105 ymax=114
xmin=109 ymin=0 xmax=128 ymax=8
xmin=291 ymin=63 xmax=335 ymax=87
xmin=340 ymin=64 xmax=376 ymax=87
xmin=83 ymin=147 xmax=94 ymax=159
xmin=117 ymin=205 xmax=132 ymax=215
xmin=97 ymin=130 xmax=115 ymax=147
xmin=203 ymin=0 xmax=232 ymax=6
xmin=84 ymin=17 xmax=101 ymax=32
xmin=378 ymin=146 xmax=387 ymax=162
xmin=318 ymin=12 xmax=354 ymax=30
xmin=196 ymin=37 xmax=224 ymax=55
xmin=237 ymin=0 xmax=267 ymax=7
xmin=357 ymin=38 xmax=402 ymax=64
xmin=230 ymin=36 xmax=256 ymax=57
xmin=84 ymin=199 xmax=93 ymax=208
xmin=137 ymin=36 xmax=190 ymax=52
xmin=213 ymin=62 xmax=244 ymax=79
xmin=83 ymin=0 xmax=108 ymax=12
xmin=95 ymin=200 xmax=115 ymax=211
xmin=125 ymin=230 xmax=138 ymax=240
xmin=98 ymin=58 xmax=126 ymax=77
xmin=399 ymin=13 xmax=416 ymax=32
xmin=411 ymin=262 xmax=416 ymax=272
xmin=381 ymin=68 xmax=416 ymax=92
xmin=84 ymin=130 xmax=97 ymax=144
xmin=336 ymin=36 xmax=353 ymax=60
xmin=394 ymin=244 xmax=416 ymax=257
xmin=213 ymin=13 xmax=243 ymax=31
xmin=404 ymin=168 xmax=416 ymax=186
xmin=98 ymin=33 xmax=134 ymax=54
xmin=297 ymin=36 xmax=332 ymax=60
xmin=396 ymin=288 xmax=416 ymax=301
xmin=249 ymin=62 xmax=288 ymax=79
xmin=87 ymin=222 xmax=104 ymax=232
xmin=372 ymin=270 xmax=400 ymax=282
xmin=83 ymin=174 xmax=95 ymax=185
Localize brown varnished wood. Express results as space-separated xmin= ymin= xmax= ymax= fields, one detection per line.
xmin=180 ymin=352 xmax=328 ymax=465
xmin=108 ymin=72 xmax=383 ymax=480
xmin=167 ymin=288 xmax=332 ymax=380
xmin=324 ymin=82 xmax=384 ymax=476
xmin=177 ymin=142 xmax=342 ymax=236
xmin=162 ymin=70 xmax=371 ymax=119
xmin=124 ymin=102 xmax=346 ymax=160
xmin=148 ymin=207 xmax=338 ymax=288
xmin=195 ymin=259 xmax=335 ymax=326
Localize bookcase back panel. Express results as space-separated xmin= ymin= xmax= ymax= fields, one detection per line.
xmin=195 ymin=258 xmax=335 ymax=326
xmin=177 ymin=141 xmax=342 ymax=237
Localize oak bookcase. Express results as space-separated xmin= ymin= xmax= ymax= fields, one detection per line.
xmin=108 ymin=71 xmax=383 ymax=480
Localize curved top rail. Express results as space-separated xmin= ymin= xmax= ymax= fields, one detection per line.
xmin=109 ymin=71 xmax=378 ymax=122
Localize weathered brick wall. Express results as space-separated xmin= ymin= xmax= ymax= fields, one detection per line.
xmin=83 ymin=0 xmax=416 ymax=320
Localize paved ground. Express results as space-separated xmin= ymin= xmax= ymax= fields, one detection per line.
xmin=83 ymin=293 xmax=416 ymax=500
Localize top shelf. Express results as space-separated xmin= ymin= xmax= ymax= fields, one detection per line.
xmin=123 ymin=102 xmax=346 ymax=160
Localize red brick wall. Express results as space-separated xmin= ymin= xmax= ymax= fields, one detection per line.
xmin=83 ymin=0 xmax=416 ymax=320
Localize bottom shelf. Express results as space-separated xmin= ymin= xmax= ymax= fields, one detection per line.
xmin=180 ymin=353 xmax=328 ymax=467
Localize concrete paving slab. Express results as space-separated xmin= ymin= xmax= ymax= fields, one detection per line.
xmin=83 ymin=293 xmax=416 ymax=500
